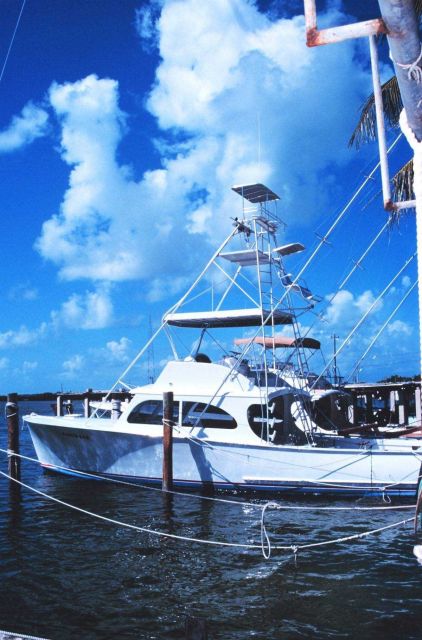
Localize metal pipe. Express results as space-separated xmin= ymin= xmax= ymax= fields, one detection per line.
xmin=304 ymin=0 xmax=385 ymax=47
xmin=307 ymin=19 xmax=386 ymax=47
xmin=395 ymin=199 xmax=417 ymax=209
xmin=369 ymin=35 xmax=393 ymax=209
xmin=377 ymin=0 xmax=422 ymax=142
xmin=369 ymin=34 xmax=416 ymax=211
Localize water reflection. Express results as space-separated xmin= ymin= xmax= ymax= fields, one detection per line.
xmin=0 ymin=402 xmax=422 ymax=640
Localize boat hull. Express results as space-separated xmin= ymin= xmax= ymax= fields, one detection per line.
xmin=25 ymin=418 xmax=422 ymax=497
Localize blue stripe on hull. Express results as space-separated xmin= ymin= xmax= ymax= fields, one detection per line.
xmin=41 ymin=464 xmax=417 ymax=498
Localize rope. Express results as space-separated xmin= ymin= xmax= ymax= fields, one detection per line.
xmin=3 ymin=447 xmax=418 ymax=505
xmin=154 ymin=429 xmax=419 ymax=494
xmin=0 ymin=448 xmax=261 ymax=509
xmin=0 ymin=468 xmax=414 ymax=560
xmin=0 ymin=470 xmax=258 ymax=550
xmin=0 ymin=630 xmax=50 ymax=640
xmin=261 ymin=501 xmax=278 ymax=558
xmin=391 ymin=43 xmax=422 ymax=83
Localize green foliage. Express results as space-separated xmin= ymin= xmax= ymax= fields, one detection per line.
xmin=348 ymin=76 xmax=403 ymax=149
xmin=379 ymin=374 xmax=420 ymax=383
xmin=392 ymin=158 xmax=414 ymax=203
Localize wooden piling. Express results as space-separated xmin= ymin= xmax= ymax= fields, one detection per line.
xmin=56 ymin=395 xmax=63 ymax=417
xmin=6 ymin=393 xmax=20 ymax=481
xmin=162 ymin=391 xmax=174 ymax=491
xmin=185 ymin=616 xmax=208 ymax=639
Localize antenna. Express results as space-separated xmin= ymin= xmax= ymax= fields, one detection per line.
xmin=147 ymin=316 xmax=156 ymax=384
xmin=331 ymin=334 xmax=340 ymax=386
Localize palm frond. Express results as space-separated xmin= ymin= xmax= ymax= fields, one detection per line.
xmin=392 ymin=158 xmax=414 ymax=203
xmin=349 ymin=76 xmax=403 ymax=148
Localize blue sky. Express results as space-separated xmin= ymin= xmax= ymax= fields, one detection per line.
xmin=0 ymin=0 xmax=418 ymax=392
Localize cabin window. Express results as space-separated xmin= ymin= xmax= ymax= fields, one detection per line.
xmin=181 ymin=402 xmax=237 ymax=429
xmin=127 ymin=399 xmax=236 ymax=429
xmin=251 ymin=371 xmax=282 ymax=388
xmin=127 ymin=400 xmax=179 ymax=425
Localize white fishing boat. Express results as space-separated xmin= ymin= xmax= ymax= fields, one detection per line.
xmin=24 ymin=184 xmax=422 ymax=497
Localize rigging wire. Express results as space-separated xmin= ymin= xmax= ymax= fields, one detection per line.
xmin=1 ymin=448 xmax=416 ymax=512
xmin=190 ymin=135 xmax=407 ymax=384
xmin=310 ymin=252 xmax=417 ymax=389
xmin=296 ymin=218 xmax=391 ymax=355
xmin=0 ymin=467 xmax=414 ymax=560
xmin=88 ymin=132 xmax=405 ymax=416
xmin=347 ymin=279 xmax=418 ymax=382
xmin=0 ymin=0 xmax=26 ymax=86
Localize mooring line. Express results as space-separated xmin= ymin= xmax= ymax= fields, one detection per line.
xmin=0 ymin=469 xmax=414 ymax=560
xmin=0 ymin=629 xmax=50 ymax=640
xmin=0 ymin=470 xmax=258 ymax=550
xmin=0 ymin=448 xmax=261 ymax=509
xmin=1 ymin=448 xmax=416 ymax=512
xmin=259 ymin=501 xmax=414 ymax=558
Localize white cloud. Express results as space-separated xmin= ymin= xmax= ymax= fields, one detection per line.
xmin=147 ymin=275 xmax=191 ymax=303
xmin=355 ymin=290 xmax=382 ymax=315
xmin=62 ymin=354 xmax=85 ymax=374
xmin=0 ymin=286 xmax=113 ymax=365
xmin=51 ymin=286 xmax=113 ymax=330
xmin=402 ymin=275 xmax=411 ymax=289
xmin=323 ymin=289 xmax=382 ymax=329
xmin=323 ymin=290 xmax=354 ymax=326
xmin=0 ymin=102 xmax=48 ymax=153
xmin=135 ymin=0 xmax=162 ymax=51
xmin=387 ymin=319 xmax=413 ymax=336
xmin=33 ymin=2 xmax=372 ymax=291
xmin=0 ymin=324 xmax=47 ymax=348
xmin=0 ymin=357 xmax=9 ymax=369
xmin=9 ymin=283 xmax=39 ymax=301
xmin=22 ymin=361 xmax=38 ymax=373
xmin=105 ymin=337 xmax=132 ymax=362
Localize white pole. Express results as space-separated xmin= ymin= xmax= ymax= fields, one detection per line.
xmin=369 ymin=35 xmax=392 ymax=208
xmin=400 ymin=110 xmax=422 ymax=389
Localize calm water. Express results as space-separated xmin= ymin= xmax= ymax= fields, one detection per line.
xmin=1 ymin=401 xmax=422 ymax=639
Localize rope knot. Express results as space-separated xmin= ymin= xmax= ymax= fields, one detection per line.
xmin=391 ymin=43 xmax=422 ymax=83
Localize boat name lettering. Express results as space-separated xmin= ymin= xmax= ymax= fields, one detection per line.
xmin=60 ymin=431 xmax=90 ymax=440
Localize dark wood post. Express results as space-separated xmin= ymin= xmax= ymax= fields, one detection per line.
xmin=6 ymin=393 xmax=20 ymax=481
xmin=185 ymin=616 xmax=208 ymax=639
xmin=162 ymin=391 xmax=174 ymax=491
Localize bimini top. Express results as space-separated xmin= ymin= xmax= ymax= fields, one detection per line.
xmin=234 ymin=336 xmax=321 ymax=349
xmin=164 ymin=308 xmax=292 ymax=328
xmin=231 ymin=183 xmax=280 ymax=203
